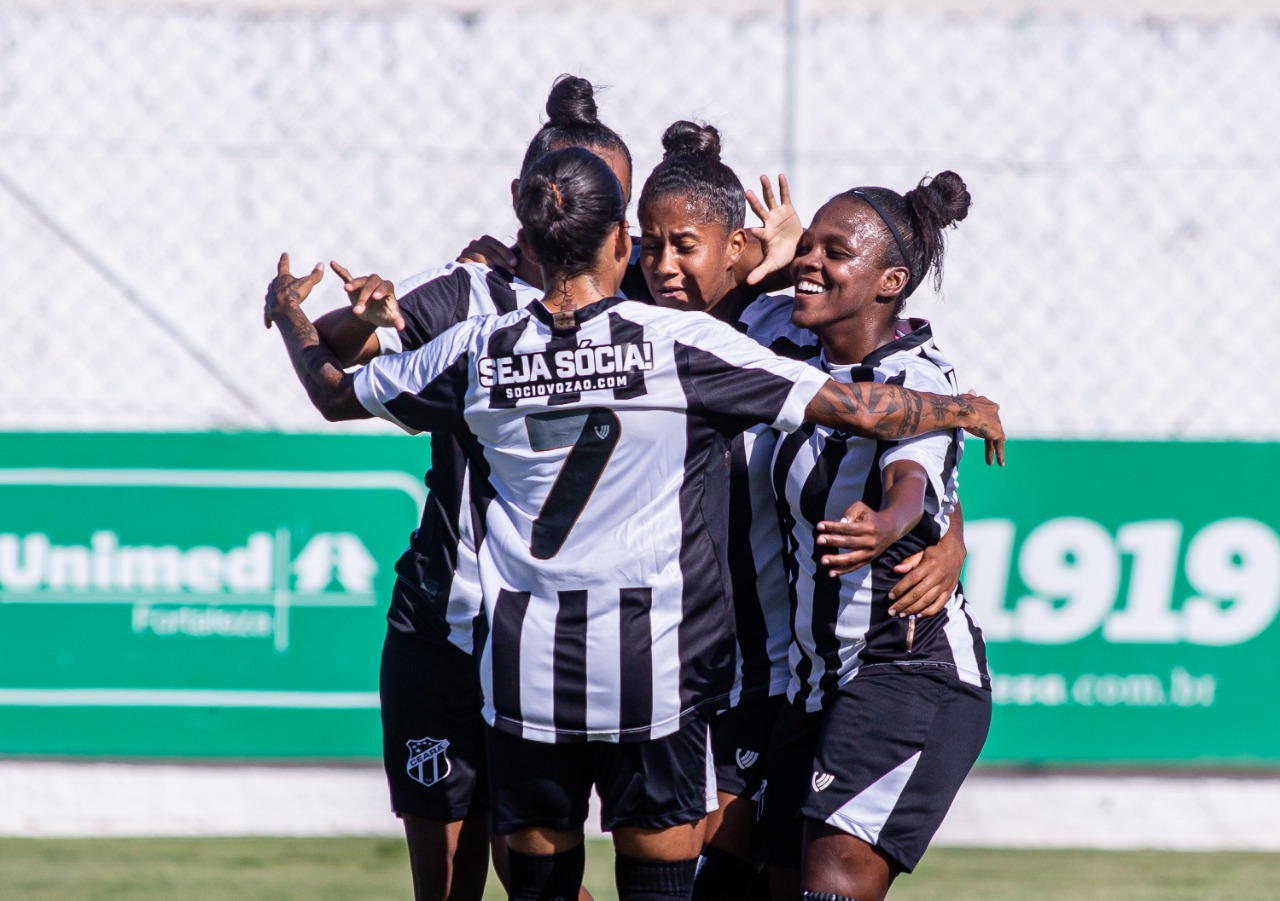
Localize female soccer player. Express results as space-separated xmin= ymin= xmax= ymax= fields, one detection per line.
xmin=633 ymin=122 xmax=970 ymax=900
xmin=264 ymin=146 xmax=1003 ymax=901
xmin=301 ymin=74 xmax=629 ymax=901
xmin=757 ymin=173 xmax=991 ymax=901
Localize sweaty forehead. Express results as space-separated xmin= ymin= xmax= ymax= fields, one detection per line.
xmin=811 ymin=196 xmax=882 ymax=243
xmin=639 ymin=193 xmax=717 ymax=230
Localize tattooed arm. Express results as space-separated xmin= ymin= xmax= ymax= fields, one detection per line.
xmin=264 ymin=253 xmax=371 ymax=422
xmin=804 ymin=380 xmax=1005 ymax=465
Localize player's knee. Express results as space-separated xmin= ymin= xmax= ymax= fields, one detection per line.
xmin=506 ymin=843 xmax=586 ymax=901
xmin=614 ymin=853 xmax=698 ymax=900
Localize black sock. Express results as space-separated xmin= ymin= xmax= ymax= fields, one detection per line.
xmin=802 ymin=892 xmax=865 ymax=901
xmin=692 ymin=845 xmax=759 ymax=900
xmin=506 ymin=844 xmax=585 ymax=900
xmin=615 ymin=853 xmax=698 ymax=900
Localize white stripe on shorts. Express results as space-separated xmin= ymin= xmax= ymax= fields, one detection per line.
xmin=704 ymin=722 xmax=719 ymax=813
xmin=824 ymin=750 xmax=922 ymax=845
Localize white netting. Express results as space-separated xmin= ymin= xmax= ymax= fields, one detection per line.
xmin=3 ymin=0 xmax=1278 ymax=436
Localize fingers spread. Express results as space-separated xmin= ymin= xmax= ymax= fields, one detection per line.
xmin=758 ymin=174 xmax=777 ymax=209
xmin=777 ymin=172 xmax=791 ymax=204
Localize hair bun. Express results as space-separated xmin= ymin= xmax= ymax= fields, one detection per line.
xmin=545 ymin=74 xmax=599 ymax=127
xmin=917 ymin=170 xmax=971 ymax=227
xmin=661 ymin=120 xmax=722 ymax=162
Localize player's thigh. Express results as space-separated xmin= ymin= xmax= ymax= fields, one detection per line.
xmin=596 ymin=711 xmax=715 ymax=860
xmin=380 ymin=625 xmax=489 ymax=824
xmin=802 ymin=666 xmax=992 ymax=874
xmin=486 ymin=725 xmax=594 ymax=839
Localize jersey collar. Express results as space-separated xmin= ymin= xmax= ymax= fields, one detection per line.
xmin=820 ymin=318 xmax=934 ymax=381
xmin=526 ymin=295 xmax=630 ymax=333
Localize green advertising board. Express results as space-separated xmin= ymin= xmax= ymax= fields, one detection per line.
xmin=961 ymin=440 xmax=1280 ymax=767
xmin=0 ymin=434 xmax=1277 ymax=766
xmin=0 ymin=432 xmax=430 ymax=760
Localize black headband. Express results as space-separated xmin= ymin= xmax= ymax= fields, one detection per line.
xmin=850 ymin=189 xmax=915 ymax=291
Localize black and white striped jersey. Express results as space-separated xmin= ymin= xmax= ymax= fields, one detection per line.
xmin=772 ymin=319 xmax=989 ymax=713
xmin=376 ymin=263 xmax=542 ymax=653
xmin=726 ymin=294 xmax=820 ymax=706
xmin=354 ymin=296 xmax=830 ymax=743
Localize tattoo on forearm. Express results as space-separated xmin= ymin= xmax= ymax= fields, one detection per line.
xmin=274 ymin=304 xmax=350 ymax=410
xmin=814 ymin=384 xmax=974 ymax=439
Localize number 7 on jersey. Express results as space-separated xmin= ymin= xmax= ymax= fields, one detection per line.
xmin=525 ymin=408 xmax=622 ymax=559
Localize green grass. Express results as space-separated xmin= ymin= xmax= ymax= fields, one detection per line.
xmin=1 ymin=838 xmax=1277 ymax=900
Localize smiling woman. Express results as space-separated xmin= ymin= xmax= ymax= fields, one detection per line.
xmin=757 ymin=173 xmax=991 ymax=901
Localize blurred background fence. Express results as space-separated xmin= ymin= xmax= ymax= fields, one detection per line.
xmin=4 ymin=0 xmax=1279 ymax=437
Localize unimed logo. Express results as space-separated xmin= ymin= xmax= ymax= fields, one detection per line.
xmin=0 ymin=530 xmax=378 ymax=651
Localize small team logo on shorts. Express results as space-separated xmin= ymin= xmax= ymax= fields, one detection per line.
xmin=735 ymin=748 xmax=759 ymax=770
xmin=812 ymin=771 xmax=836 ymax=792
xmin=406 ymin=736 xmax=451 ymax=788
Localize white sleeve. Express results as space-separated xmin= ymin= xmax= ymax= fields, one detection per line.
xmin=878 ymin=360 xmax=963 ymax=496
xmin=353 ymin=320 xmax=475 ymax=434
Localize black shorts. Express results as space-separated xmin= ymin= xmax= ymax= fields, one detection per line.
xmin=711 ymin=694 xmax=786 ymax=800
xmin=755 ymin=666 xmax=991 ymax=873
xmin=380 ymin=624 xmax=488 ymax=821
xmin=487 ymin=712 xmax=716 ymax=835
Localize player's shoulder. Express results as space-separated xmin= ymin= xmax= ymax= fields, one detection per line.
xmin=871 ymin=319 xmax=957 ymax=390
xmin=398 ymin=261 xmax=535 ymax=302
xmin=739 ymin=293 xmax=820 ymax=361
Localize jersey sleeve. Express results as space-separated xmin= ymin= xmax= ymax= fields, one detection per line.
xmin=878 ymin=359 xmax=963 ymax=499
xmin=354 ymin=321 xmax=473 ymax=435
xmin=375 ymin=265 xmax=476 ymax=355
xmin=670 ymin=314 xmax=828 ymax=433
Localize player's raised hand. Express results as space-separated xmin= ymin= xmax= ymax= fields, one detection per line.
xmin=457 ymin=234 xmax=519 ymax=272
xmin=959 ymin=392 xmax=1005 ymax=466
xmin=815 ymin=500 xmax=895 ymax=576
xmin=264 ymin=253 xmax=324 ymax=329
xmin=330 ymin=261 xmax=405 ymax=331
xmin=744 ymin=173 xmax=802 ymax=285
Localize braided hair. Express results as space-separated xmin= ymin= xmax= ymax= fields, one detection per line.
xmin=638 ymin=120 xmax=745 ymax=232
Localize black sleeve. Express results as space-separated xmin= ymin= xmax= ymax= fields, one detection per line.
xmin=397 ymin=267 xmax=476 ymax=351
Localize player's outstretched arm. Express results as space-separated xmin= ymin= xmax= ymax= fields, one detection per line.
xmin=264 ymin=253 xmax=371 ymax=423
xmin=804 ymin=381 xmax=1006 ymax=465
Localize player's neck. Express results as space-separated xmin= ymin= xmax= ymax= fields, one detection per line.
xmin=538 ymin=272 xmax=617 ymax=317
xmin=817 ymin=316 xmax=898 ymax=366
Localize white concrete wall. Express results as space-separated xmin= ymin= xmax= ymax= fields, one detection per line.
xmin=6 ymin=761 xmax=1280 ymax=850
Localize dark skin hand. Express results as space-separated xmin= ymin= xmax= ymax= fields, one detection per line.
xmin=817 ymin=499 xmax=966 ymax=617
xmin=812 ymin=460 xmax=928 ymax=578
xmin=309 ymin=261 xmax=401 ymax=368
xmin=264 ymin=253 xmax=369 ymax=422
xmin=886 ymin=503 xmax=966 ymax=617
